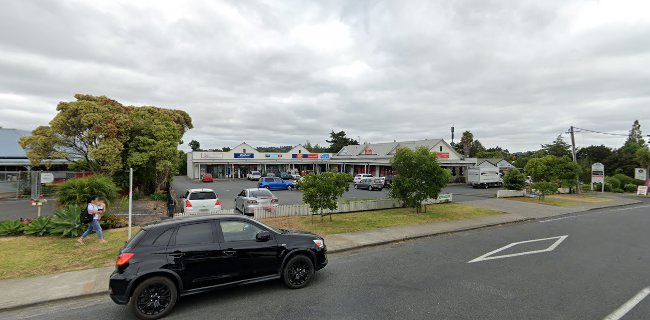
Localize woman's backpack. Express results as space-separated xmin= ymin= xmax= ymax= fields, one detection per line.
xmin=80 ymin=208 xmax=94 ymax=224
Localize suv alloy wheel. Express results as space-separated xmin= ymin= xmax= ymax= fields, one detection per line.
xmin=282 ymin=255 xmax=314 ymax=289
xmin=128 ymin=276 xmax=178 ymax=320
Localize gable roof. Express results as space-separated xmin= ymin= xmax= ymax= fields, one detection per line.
xmin=335 ymin=138 xmax=463 ymax=159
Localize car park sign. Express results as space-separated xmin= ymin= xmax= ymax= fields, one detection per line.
xmin=591 ymin=163 xmax=604 ymax=183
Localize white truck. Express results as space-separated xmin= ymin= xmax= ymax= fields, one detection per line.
xmin=467 ymin=167 xmax=503 ymax=189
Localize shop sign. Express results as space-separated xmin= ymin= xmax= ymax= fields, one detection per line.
xmin=200 ymin=152 xmax=223 ymax=159
xmin=40 ymin=173 xmax=54 ymax=184
xmin=634 ymin=168 xmax=647 ymax=181
xmin=436 ymin=153 xmax=449 ymax=159
xmin=591 ymin=163 xmax=605 ymax=184
xmin=234 ymin=153 xmax=254 ymax=159
xmin=320 ymin=154 xmax=330 ymax=159
xmin=638 ymin=186 xmax=648 ymax=196
xmin=363 ymin=149 xmax=375 ymax=155
xmin=265 ymin=154 xmax=283 ymax=159
xmin=292 ymin=154 xmax=318 ymax=159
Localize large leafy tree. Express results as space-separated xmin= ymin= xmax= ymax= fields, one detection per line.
xmin=326 ymin=130 xmax=358 ymax=153
xmin=20 ymin=94 xmax=132 ymax=174
xmin=525 ymin=155 xmax=581 ymax=192
xmin=301 ymin=172 xmax=353 ymax=221
xmin=636 ymin=147 xmax=650 ymax=175
xmin=541 ymin=135 xmax=572 ymax=158
xmin=388 ymin=147 xmax=451 ymax=213
xmin=503 ymin=168 xmax=527 ymax=191
xmin=20 ymin=94 xmax=192 ymax=193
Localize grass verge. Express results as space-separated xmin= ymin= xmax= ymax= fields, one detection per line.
xmin=508 ymin=194 xmax=611 ymax=207
xmin=0 ymin=227 xmax=138 ymax=280
xmin=261 ymin=203 xmax=501 ymax=236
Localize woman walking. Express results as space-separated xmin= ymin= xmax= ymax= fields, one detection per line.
xmin=78 ymin=195 xmax=108 ymax=244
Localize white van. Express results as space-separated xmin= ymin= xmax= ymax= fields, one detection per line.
xmin=354 ymin=173 xmax=374 ymax=183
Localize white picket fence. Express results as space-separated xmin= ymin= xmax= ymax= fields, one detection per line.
xmin=254 ymin=194 xmax=453 ymax=220
xmin=174 ymin=209 xmax=236 ymax=218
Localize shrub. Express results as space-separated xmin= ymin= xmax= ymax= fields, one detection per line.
xmin=0 ymin=220 xmax=24 ymax=236
xmin=633 ymin=179 xmax=645 ymax=186
xmin=604 ymin=183 xmax=612 ymax=192
xmin=100 ymin=213 xmax=127 ymax=229
xmin=150 ymin=192 xmax=167 ymax=202
xmin=604 ymin=177 xmax=621 ymax=190
xmin=530 ymin=181 xmax=558 ymax=199
xmin=56 ymin=175 xmax=119 ymax=207
xmin=503 ymin=168 xmax=527 ymax=191
xmin=612 ymin=174 xmax=634 ymax=186
xmin=50 ymin=205 xmax=86 ymax=237
xmin=23 ymin=216 xmax=52 ymax=236
xmin=612 ymin=188 xmax=624 ymax=193
xmin=623 ymin=184 xmax=638 ymax=193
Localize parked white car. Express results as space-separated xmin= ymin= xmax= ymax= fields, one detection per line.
xmin=246 ymin=171 xmax=261 ymax=180
xmin=353 ymin=173 xmax=373 ymax=183
xmin=180 ymin=189 xmax=221 ymax=214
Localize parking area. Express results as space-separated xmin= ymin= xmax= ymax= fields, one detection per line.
xmin=171 ymin=176 xmax=501 ymax=210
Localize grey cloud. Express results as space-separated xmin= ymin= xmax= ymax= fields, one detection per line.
xmin=0 ymin=0 xmax=648 ymax=152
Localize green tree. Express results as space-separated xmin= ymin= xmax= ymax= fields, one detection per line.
xmin=188 ymin=140 xmax=201 ymax=151
xmin=56 ymin=175 xmax=118 ymax=207
xmin=20 ymin=95 xmax=193 ymax=194
xmin=301 ymin=172 xmax=353 ymax=221
xmin=636 ymin=147 xmax=650 ymax=174
xmin=460 ymin=131 xmax=473 ymax=157
xmin=326 ymin=130 xmax=359 ymax=153
xmin=524 ymin=155 xmax=581 ymax=193
xmin=503 ymin=168 xmax=527 ymax=191
xmin=388 ymin=147 xmax=451 ymax=213
xmin=222 ymin=146 xmax=232 ymax=152
xmin=625 ymin=120 xmax=646 ymax=149
xmin=19 ymin=94 xmax=132 ymax=174
xmin=541 ymin=135 xmax=572 ymax=158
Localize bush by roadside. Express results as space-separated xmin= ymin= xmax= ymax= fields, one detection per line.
xmin=56 ymin=175 xmax=118 ymax=207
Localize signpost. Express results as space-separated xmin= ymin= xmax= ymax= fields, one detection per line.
xmin=128 ymin=168 xmax=133 ymax=240
xmin=40 ymin=172 xmax=54 ymax=184
xmin=591 ymin=163 xmax=605 ymax=192
xmin=634 ymin=168 xmax=647 ymax=181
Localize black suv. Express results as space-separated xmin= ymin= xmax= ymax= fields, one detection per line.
xmin=109 ymin=215 xmax=327 ymax=319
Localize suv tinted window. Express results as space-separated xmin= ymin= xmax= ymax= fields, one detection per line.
xmin=175 ymin=222 xmax=213 ymax=245
xmin=189 ymin=191 xmax=217 ymax=200
xmin=152 ymin=228 xmax=174 ymax=247
xmin=220 ymin=221 xmax=263 ymax=242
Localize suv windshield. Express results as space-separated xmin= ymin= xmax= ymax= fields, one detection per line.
xmin=189 ymin=191 xmax=217 ymax=200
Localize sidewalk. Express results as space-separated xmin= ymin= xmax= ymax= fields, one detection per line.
xmin=0 ymin=195 xmax=643 ymax=311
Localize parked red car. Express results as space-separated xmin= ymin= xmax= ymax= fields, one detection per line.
xmin=201 ymin=174 xmax=214 ymax=182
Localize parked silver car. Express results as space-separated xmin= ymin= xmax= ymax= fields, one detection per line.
xmin=234 ymin=188 xmax=279 ymax=216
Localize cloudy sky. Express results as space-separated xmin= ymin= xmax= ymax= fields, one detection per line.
xmin=1 ymin=0 xmax=649 ymax=152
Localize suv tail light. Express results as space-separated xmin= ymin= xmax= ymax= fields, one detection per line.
xmin=215 ymin=199 xmax=221 ymax=206
xmin=185 ymin=201 xmax=192 ymax=208
xmin=116 ymin=253 xmax=135 ymax=266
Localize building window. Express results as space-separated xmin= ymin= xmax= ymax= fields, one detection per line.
xmin=440 ymin=146 xmax=443 ymax=152
xmin=243 ymin=149 xmax=247 ymax=153
xmin=299 ymin=150 xmax=302 ymax=153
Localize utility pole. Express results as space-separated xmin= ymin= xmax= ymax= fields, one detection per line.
xmin=569 ymin=126 xmax=580 ymax=194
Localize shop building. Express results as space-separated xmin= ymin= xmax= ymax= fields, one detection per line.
xmin=187 ymin=139 xmax=473 ymax=182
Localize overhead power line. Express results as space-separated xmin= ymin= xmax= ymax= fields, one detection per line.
xmin=571 ymin=127 xmax=630 ymax=137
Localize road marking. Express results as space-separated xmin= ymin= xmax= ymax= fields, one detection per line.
xmin=539 ymin=216 xmax=577 ymax=223
xmin=468 ymin=235 xmax=568 ymax=263
xmin=602 ymin=287 xmax=650 ymax=320
xmin=611 ymin=205 xmax=650 ymax=212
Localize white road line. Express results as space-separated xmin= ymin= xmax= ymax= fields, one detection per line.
xmin=468 ymin=235 xmax=568 ymax=263
xmin=611 ymin=205 xmax=650 ymax=212
xmin=539 ymin=216 xmax=576 ymax=223
xmin=602 ymin=287 xmax=650 ymax=320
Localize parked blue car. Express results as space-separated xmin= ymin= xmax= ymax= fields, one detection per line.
xmin=258 ymin=177 xmax=295 ymax=190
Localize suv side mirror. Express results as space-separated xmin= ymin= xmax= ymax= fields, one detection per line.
xmin=256 ymin=231 xmax=271 ymax=242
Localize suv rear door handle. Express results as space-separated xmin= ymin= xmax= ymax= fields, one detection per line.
xmin=223 ymin=250 xmax=236 ymax=256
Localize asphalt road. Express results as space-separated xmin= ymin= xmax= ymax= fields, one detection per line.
xmin=4 ymin=199 xmax=649 ymax=320
xmin=0 ymin=199 xmax=57 ymax=220
xmin=171 ymin=176 xmax=499 ymax=210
